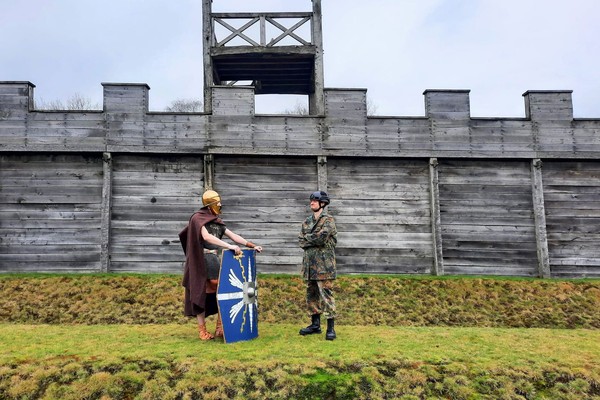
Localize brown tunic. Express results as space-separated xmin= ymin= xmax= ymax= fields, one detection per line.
xmin=179 ymin=208 xmax=225 ymax=317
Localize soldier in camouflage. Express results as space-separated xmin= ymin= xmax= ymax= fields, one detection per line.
xmin=298 ymin=190 xmax=338 ymax=340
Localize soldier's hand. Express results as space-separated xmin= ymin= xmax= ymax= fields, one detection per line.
xmin=255 ymin=246 xmax=263 ymax=253
xmin=230 ymin=245 xmax=242 ymax=255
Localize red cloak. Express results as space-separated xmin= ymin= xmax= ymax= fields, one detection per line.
xmin=179 ymin=208 xmax=224 ymax=317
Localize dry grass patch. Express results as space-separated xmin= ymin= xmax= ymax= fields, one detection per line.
xmin=1 ymin=274 xmax=599 ymax=328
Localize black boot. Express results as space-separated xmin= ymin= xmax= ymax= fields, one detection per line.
xmin=299 ymin=314 xmax=321 ymax=335
xmin=325 ymin=318 xmax=336 ymax=341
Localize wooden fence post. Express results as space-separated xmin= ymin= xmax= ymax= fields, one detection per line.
xmin=100 ymin=152 xmax=113 ymax=273
xmin=531 ymin=159 xmax=551 ymax=278
xmin=429 ymin=158 xmax=444 ymax=275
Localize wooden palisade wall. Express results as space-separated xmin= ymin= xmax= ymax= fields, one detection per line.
xmin=1 ymin=82 xmax=599 ymax=278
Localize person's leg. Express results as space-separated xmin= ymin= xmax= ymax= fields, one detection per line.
xmin=299 ymin=280 xmax=322 ymax=335
xmin=317 ymin=279 xmax=336 ymax=320
xmin=207 ymin=279 xmax=223 ymax=337
xmin=197 ymin=312 xmax=214 ymax=340
xmin=214 ymin=314 xmax=223 ymax=338
xmin=318 ymin=279 xmax=337 ymax=340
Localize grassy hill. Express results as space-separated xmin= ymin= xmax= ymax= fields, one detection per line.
xmin=1 ymin=274 xmax=599 ymax=399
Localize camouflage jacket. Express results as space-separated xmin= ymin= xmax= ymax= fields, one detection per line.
xmin=298 ymin=210 xmax=337 ymax=280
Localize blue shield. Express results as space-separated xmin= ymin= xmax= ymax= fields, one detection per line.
xmin=217 ymin=249 xmax=258 ymax=343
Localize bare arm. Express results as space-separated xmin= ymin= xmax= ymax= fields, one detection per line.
xmin=224 ymin=229 xmax=263 ymax=253
xmin=201 ymin=226 xmax=242 ymax=255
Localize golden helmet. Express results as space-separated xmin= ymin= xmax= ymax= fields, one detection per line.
xmin=202 ymin=190 xmax=222 ymax=215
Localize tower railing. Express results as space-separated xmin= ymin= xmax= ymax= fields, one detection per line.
xmin=211 ymin=12 xmax=314 ymax=47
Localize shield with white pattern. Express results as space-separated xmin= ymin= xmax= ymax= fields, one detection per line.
xmin=216 ymin=249 xmax=258 ymax=343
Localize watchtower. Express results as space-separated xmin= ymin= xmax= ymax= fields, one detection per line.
xmin=202 ymin=0 xmax=324 ymax=114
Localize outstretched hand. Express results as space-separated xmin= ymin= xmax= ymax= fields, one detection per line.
xmin=230 ymin=245 xmax=242 ymax=255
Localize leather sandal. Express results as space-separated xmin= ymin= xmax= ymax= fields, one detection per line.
xmin=198 ymin=323 xmax=214 ymax=341
xmin=214 ymin=317 xmax=224 ymax=338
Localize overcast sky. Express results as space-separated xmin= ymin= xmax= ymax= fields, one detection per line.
xmin=2 ymin=0 xmax=599 ymax=118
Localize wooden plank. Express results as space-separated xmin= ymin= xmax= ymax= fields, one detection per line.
xmin=100 ymin=153 xmax=112 ymax=272
xmin=530 ymin=159 xmax=550 ymax=277
xmin=441 ymin=231 xmax=536 ymax=241
xmin=0 ymin=252 xmax=100 ymax=262
xmin=1 ymin=244 xmax=100 ymax=255
xmin=0 ymin=218 xmax=100 ymax=229
xmin=443 ymin=240 xmax=537 ymax=252
xmin=443 ymin=265 xmax=538 ymax=277
xmin=108 ymin=261 xmax=183 ymax=274
xmin=0 ymin=262 xmax=102 ymax=273
xmin=429 ymin=158 xmax=443 ymax=275
xmin=1 ymin=229 xmax=100 ymax=245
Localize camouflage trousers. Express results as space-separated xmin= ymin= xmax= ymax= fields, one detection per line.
xmin=305 ymin=279 xmax=337 ymax=319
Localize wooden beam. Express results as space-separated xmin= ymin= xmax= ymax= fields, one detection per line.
xmin=214 ymin=17 xmax=260 ymax=47
xmin=204 ymin=154 xmax=214 ymax=190
xmin=429 ymin=158 xmax=444 ymax=275
xmin=317 ymin=155 xmax=327 ymax=191
xmin=309 ymin=0 xmax=325 ymax=115
xmin=266 ymin=16 xmax=311 ymax=46
xmin=203 ymin=0 xmax=213 ymax=113
xmin=211 ymin=45 xmax=317 ymax=57
xmin=100 ymin=152 xmax=113 ymax=273
xmin=260 ymin=15 xmax=266 ymax=45
xmin=531 ymin=159 xmax=551 ymax=278
xmin=212 ymin=12 xmax=312 ymax=19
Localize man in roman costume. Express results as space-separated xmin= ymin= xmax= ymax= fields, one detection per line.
xmin=179 ymin=190 xmax=262 ymax=340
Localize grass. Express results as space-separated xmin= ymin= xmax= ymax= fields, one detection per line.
xmin=2 ymin=274 xmax=599 ymax=328
xmin=1 ymin=273 xmax=599 ymax=398
xmin=2 ymin=323 xmax=600 ymax=399
xmin=1 ymin=323 xmax=599 ymax=370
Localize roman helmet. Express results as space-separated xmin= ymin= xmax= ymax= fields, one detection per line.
xmin=310 ymin=190 xmax=330 ymax=208
xmin=202 ymin=189 xmax=222 ymax=215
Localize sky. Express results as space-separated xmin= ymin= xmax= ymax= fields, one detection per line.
xmin=1 ymin=0 xmax=599 ymax=118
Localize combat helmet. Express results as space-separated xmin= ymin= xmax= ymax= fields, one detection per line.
xmin=310 ymin=190 xmax=330 ymax=207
